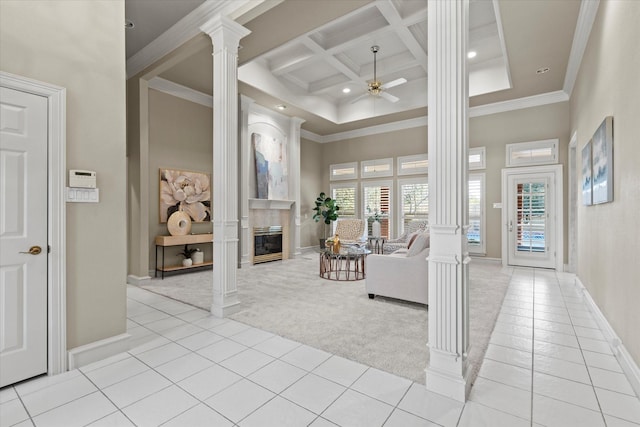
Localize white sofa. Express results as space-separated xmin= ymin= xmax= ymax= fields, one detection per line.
xmin=365 ymin=233 xmax=429 ymax=305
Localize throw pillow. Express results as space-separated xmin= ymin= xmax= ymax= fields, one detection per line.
xmin=406 ymin=232 xmax=429 ymax=257
xmin=407 ymin=232 xmax=420 ymax=249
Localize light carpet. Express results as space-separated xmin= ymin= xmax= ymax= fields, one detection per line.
xmin=140 ymin=255 xmax=511 ymax=384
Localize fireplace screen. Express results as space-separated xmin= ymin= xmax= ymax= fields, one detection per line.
xmin=254 ymin=226 xmax=283 ymax=264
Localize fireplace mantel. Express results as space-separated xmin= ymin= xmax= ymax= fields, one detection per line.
xmin=248 ymin=198 xmax=294 ymax=210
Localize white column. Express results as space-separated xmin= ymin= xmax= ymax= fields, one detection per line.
xmin=239 ymin=95 xmax=255 ymax=268
xmin=289 ymin=117 xmax=305 ymax=258
xmin=201 ymin=15 xmax=251 ymax=317
xmin=425 ymin=0 xmax=471 ymax=402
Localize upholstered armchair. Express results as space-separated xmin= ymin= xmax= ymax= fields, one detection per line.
xmin=334 ymin=218 xmax=366 ymax=244
xmin=366 ymin=232 xmax=430 ymax=305
xmin=383 ymin=220 xmax=428 ymax=254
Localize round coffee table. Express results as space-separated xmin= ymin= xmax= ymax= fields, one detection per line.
xmin=319 ymin=246 xmax=371 ymax=281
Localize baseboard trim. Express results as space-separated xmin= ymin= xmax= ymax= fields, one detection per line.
xmin=575 ymin=276 xmax=640 ymax=398
xmin=127 ymin=274 xmax=151 ymax=286
xmin=67 ymin=333 xmax=131 ymax=370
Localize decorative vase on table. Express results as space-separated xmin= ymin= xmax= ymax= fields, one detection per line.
xmin=191 ymin=250 xmax=204 ymax=265
xmin=167 ymin=210 xmax=192 ymax=236
xmin=372 ymin=220 xmax=381 ymax=238
xmin=182 ymin=258 xmax=193 ymax=267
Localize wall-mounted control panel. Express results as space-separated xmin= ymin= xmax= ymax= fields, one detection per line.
xmin=67 ymin=170 xmax=99 ymax=203
xmin=69 ymin=170 xmax=97 ymax=188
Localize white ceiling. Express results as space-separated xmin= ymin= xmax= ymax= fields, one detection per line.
xmin=238 ymin=0 xmax=509 ymax=124
xmin=125 ymin=0 xmax=584 ymax=135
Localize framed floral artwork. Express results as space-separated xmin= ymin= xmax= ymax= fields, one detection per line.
xmin=159 ymin=168 xmax=211 ymax=223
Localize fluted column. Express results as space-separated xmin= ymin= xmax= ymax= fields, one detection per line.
xmin=201 ymin=15 xmax=251 ymax=317
xmin=425 ymin=0 xmax=471 ymax=402
xmin=289 ymin=117 xmax=305 ymax=258
xmin=239 ymin=95 xmax=255 ymax=268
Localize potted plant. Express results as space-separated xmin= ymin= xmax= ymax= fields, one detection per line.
xmin=313 ymin=192 xmax=340 ymax=248
xmin=178 ymin=245 xmax=197 ymax=267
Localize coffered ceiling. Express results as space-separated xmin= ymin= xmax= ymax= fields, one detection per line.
xmin=126 ymin=0 xmax=583 ymax=136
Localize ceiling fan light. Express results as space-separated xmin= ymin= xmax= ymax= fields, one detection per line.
xmin=467 ymin=51 xmax=477 ymax=59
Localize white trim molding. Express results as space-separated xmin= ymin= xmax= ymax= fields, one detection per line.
xmin=575 ymin=276 xmax=640 ymax=398
xmin=302 ymin=90 xmax=570 ymax=144
xmin=127 ymin=274 xmax=151 ymax=286
xmin=148 ymin=77 xmax=212 ymax=108
xmin=126 ymin=0 xmax=275 ymax=78
xmin=68 ymin=333 xmax=131 ymax=370
xmin=563 ymin=0 xmax=600 ymax=96
xmin=0 ymin=71 xmax=67 ymax=377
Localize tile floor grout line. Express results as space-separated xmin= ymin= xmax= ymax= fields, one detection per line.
xmin=560 ymin=271 xmax=609 ymax=427
xmin=530 ymin=268 xmax=536 ymax=427
xmin=78 ymin=369 xmax=139 ymax=427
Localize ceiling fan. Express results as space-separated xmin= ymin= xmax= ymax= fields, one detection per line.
xmin=351 ymin=45 xmax=407 ymax=104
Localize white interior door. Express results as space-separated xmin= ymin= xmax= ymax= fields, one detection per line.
xmin=0 ymin=87 xmax=48 ymax=387
xmin=504 ymin=168 xmax=560 ymax=269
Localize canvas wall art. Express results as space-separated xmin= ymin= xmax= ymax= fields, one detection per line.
xmin=581 ymin=140 xmax=592 ymax=206
xmin=252 ymin=132 xmax=288 ymax=200
xmin=159 ymin=168 xmax=211 ymax=223
xmin=591 ymin=116 xmax=613 ymax=204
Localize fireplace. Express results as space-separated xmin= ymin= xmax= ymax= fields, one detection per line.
xmin=253 ymin=226 xmax=283 ymax=264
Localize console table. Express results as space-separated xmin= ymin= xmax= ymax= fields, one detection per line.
xmin=155 ymin=234 xmax=213 ymax=279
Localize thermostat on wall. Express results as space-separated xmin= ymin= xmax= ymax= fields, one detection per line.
xmin=69 ymin=170 xmax=96 ymax=188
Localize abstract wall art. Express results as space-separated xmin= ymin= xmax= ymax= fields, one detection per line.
xmin=252 ymin=132 xmax=288 ymax=200
xmin=591 ymin=116 xmax=614 ymax=204
xmin=581 ymin=140 xmax=592 ymax=206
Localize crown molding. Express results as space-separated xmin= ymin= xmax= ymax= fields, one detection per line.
xmin=305 ymin=90 xmax=570 ymax=143
xmin=469 ymin=90 xmax=569 ymax=118
xmin=148 ymin=77 xmax=212 ymax=108
xmin=563 ymin=0 xmax=600 ymax=96
xmin=126 ymin=0 xmax=263 ymax=79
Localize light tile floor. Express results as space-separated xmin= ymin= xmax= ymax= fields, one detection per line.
xmin=1 ymin=267 xmax=639 ymax=426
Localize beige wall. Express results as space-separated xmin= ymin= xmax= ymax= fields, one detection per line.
xmin=148 ymin=90 xmax=213 ymax=269
xmin=571 ymin=0 xmax=640 ymax=366
xmin=321 ymin=127 xmax=428 ymax=239
xmin=0 ymin=1 xmax=127 ymax=348
xmin=317 ymin=110 xmax=570 ymax=260
xmin=300 ymin=138 xmax=325 ymax=247
xmin=470 ymin=102 xmax=570 ymax=260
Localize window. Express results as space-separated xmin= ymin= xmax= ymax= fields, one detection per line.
xmin=362 ymin=180 xmax=392 ymax=239
xmin=398 ymin=178 xmax=429 ymax=235
xmin=330 ymin=162 xmax=357 ymax=181
xmin=330 ymin=183 xmax=357 ymax=219
xmin=361 ymin=158 xmax=393 ymax=178
xmin=469 ymin=147 xmax=486 ymax=170
xmin=468 ymin=173 xmax=485 ymax=255
xmin=397 ymin=154 xmax=428 ymax=175
xmin=506 ymin=139 xmax=558 ymax=167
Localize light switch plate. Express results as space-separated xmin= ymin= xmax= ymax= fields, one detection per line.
xmin=66 ymin=187 xmax=99 ymax=203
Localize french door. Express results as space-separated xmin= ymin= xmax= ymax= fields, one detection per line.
xmin=502 ymin=165 xmax=563 ymax=270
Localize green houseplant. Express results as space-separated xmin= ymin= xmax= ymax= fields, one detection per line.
xmin=313 ymin=192 xmax=340 ymax=248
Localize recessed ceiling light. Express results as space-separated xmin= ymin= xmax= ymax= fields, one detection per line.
xmin=276 ymin=104 xmax=286 ymax=110
xmin=125 ymin=19 xmax=135 ymax=29
xmin=467 ymin=51 xmax=477 ymax=59
xmin=536 ymin=67 xmax=550 ymax=74
xmin=342 ymin=88 xmax=351 ymax=94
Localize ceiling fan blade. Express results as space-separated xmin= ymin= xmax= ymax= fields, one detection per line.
xmin=380 ymin=91 xmax=400 ymax=103
xmin=380 ymin=78 xmax=407 ymax=90
xmin=349 ymin=92 xmax=370 ymax=104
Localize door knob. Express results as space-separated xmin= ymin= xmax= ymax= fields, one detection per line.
xmin=20 ymin=246 xmax=42 ymax=255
